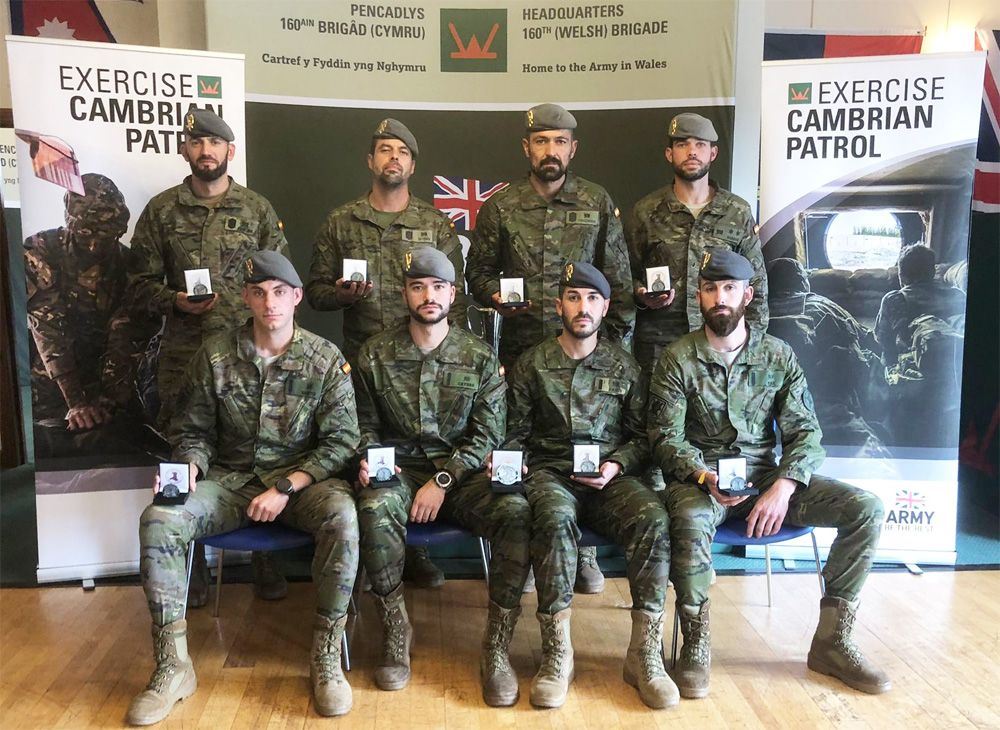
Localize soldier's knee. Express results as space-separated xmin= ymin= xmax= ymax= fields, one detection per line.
xmin=139 ymin=503 xmax=190 ymax=547
xmin=531 ymin=506 xmax=576 ymax=543
xmin=853 ymin=491 xmax=885 ymax=526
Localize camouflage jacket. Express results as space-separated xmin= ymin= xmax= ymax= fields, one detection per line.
xmin=171 ymin=322 xmax=359 ymax=491
xmin=625 ymin=181 xmax=767 ymax=346
xmin=467 ymin=173 xmax=635 ymax=362
xmin=305 ymin=193 xmax=467 ymax=363
xmin=127 ymin=177 xmax=289 ymax=371
xmin=874 ymin=280 xmax=966 ymax=365
xmin=505 ymin=337 xmax=648 ymax=474
xmin=648 ymin=327 xmax=823 ymax=487
xmin=23 ymin=228 xmax=134 ymax=411
xmin=354 ymin=323 xmax=506 ymax=484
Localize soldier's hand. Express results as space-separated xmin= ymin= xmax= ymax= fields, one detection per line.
xmin=410 ymin=479 xmax=445 ymax=523
xmin=152 ymin=462 xmax=199 ymax=496
xmin=175 ymin=291 xmax=218 ymax=314
xmin=358 ymin=458 xmax=401 ymax=489
xmin=335 ymin=278 xmax=373 ymax=306
xmin=485 ymin=452 xmax=529 ymax=479
xmin=491 ymin=291 xmax=533 ymax=317
xmin=636 ymin=285 xmax=676 ymax=309
xmin=66 ymin=405 xmax=112 ymax=431
xmin=701 ymin=470 xmax=751 ymax=508
xmin=744 ymin=478 xmax=796 ymax=538
xmin=571 ymin=461 xmax=621 ymax=490
xmin=247 ymin=487 xmax=289 ymax=522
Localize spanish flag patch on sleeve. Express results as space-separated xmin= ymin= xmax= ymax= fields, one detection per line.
xmin=498 ymin=365 xmax=506 ymax=377
xmin=341 ymin=362 xmax=352 ymax=374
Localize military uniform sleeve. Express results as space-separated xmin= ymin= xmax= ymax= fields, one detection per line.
xmin=305 ymin=216 xmax=345 ymax=312
xmin=874 ymin=290 xmax=905 ymax=363
xmin=128 ymin=204 xmax=178 ymax=317
xmin=466 ymin=196 xmax=503 ymax=307
xmin=353 ymin=342 xmax=384 ymax=455
xmin=259 ymin=200 xmax=290 ymax=257
xmin=438 ymin=217 xmax=469 ymax=330
xmin=296 ymin=350 xmax=360 ymax=482
xmin=736 ymin=213 xmax=768 ymax=331
xmin=624 ymin=205 xmax=650 ymax=295
xmin=502 ymin=351 xmax=534 ymax=454
xmin=599 ymin=197 xmax=636 ymax=351
xmin=773 ymin=351 xmax=825 ymax=486
xmin=444 ymin=351 xmax=507 ymax=483
xmin=647 ymin=349 xmax=707 ymax=482
xmin=605 ymin=368 xmax=650 ymax=475
xmin=169 ymin=347 xmax=218 ymax=478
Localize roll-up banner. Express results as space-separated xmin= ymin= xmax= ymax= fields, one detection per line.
xmin=758 ymin=53 xmax=985 ymax=565
xmin=6 ymin=36 xmax=246 ymax=582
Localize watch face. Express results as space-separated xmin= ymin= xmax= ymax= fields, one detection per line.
xmin=435 ymin=472 xmax=452 ymax=488
xmin=496 ymin=464 xmax=518 ymax=486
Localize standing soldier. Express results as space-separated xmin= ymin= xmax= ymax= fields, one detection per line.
xmin=648 ymin=248 xmax=889 ymax=700
xmin=128 ymin=251 xmax=360 ymax=725
xmin=626 ymin=113 xmax=767 ymax=373
xmin=353 ymin=247 xmax=531 ymax=706
xmin=467 ymin=103 xmax=635 ymax=593
xmin=306 ymin=119 xmax=466 ymax=590
xmin=128 ymin=109 xmax=291 ymax=605
xmin=505 ymin=262 xmax=675 ymax=710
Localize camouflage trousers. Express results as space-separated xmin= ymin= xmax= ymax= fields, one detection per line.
xmin=357 ymin=463 xmax=532 ymax=609
xmin=663 ymin=474 xmax=884 ymax=606
xmin=525 ymin=467 xmax=670 ymax=615
xmin=139 ymin=475 xmax=358 ymax=626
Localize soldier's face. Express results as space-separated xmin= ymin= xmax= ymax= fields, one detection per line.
xmin=181 ymin=136 xmax=235 ymax=182
xmin=368 ymin=139 xmax=415 ymax=189
xmin=404 ymin=276 xmax=454 ymax=325
xmin=523 ymin=130 xmax=577 ymax=183
xmin=666 ymin=138 xmax=718 ymax=182
xmin=556 ymin=287 xmax=609 ymax=339
xmin=243 ymin=280 xmax=302 ymax=333
xmin=697 ymin=279 xmax=753 ymax=337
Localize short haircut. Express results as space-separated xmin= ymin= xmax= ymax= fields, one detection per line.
xmin=897 ymin=244 xmax=936 ymax=285
xmin=524 ymin=128 xmax=575 ymax=142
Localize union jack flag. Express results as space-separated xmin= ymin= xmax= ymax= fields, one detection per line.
xmin=895 ymin=490 xmax=926 ymax=511
xmin=433 ymin=175 xmax=507 ymax=231
xmin=974 ymin=29 xmax=1000 ymax=213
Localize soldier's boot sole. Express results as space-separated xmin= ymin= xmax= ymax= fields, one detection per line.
xmin=807 ymin=651 xmax=892 ymax=695
xmin=126 ymin=666 xmax=197 ymax=726
xmin=623 ymin=664 xmax=679 ymax=709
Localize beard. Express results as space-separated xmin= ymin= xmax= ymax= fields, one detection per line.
xmin=375 ymin=165 xmax=407 ymax=189
xmin=561 ymin=312 xmax=601 ymax=339
xmin=672 ymin=158 xmax=710 ymax=182
xmin=409 ymin=302 xmax=449 ymax=325
xmin=190 ymin=155 xmax=229 ymax=183
xmin=530 ymin=156 xmax=567 ymax=182
xmin=702 ymin=299 xmax=746 ymax=337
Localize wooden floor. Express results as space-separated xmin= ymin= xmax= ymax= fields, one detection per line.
xmin=1 ymin=570 xmax=998 ymax=729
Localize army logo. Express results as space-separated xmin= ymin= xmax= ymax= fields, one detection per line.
xmin=405 ymin=250 xmax=413 ymax=271
xmin=565 ymin=263 xmax=574 ymax=281
xmin=185 ymin=113 xmax=195 ymax=131
xmin=788 ymin=83 xmax=812 ymax=104
xmin=701 ymin=251 xmax=712 ymax=269
xmin=377 ymin=119 xmax=389 ymax=135
xmin=669 ymin=118 xmax=678 ymax=136
xmin=527 ymin=109 xmax=534 ymax=128
xmin=244 ymin=258 xmax=254 ymax=278
xmin=440 ymin=8 xmax=507 ymax=73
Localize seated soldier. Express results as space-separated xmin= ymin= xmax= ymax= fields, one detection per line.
xmin=129 ymin=251 xmax=360 ymax=724
xmin=505 ymin=262 xmax=675 ymax=710
xmin=353 ymin=246 xmax=531 ymax=706
xmin=649 ymin=248 xmax=889 ymax=700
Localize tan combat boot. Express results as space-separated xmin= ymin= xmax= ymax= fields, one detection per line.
xmin=530 ymin=609 xmax=574 ymax=708
xmin=126 ymin=620 xmax=197 ymax=726
xmin=311 ymin=614 xmax=352 ymax=716
xmin=480 ymin=602 xmax=521 ymax=706
xmin=623 ymin=609 xmax=679 ymax=709
xmin=807 ymin=596 xmax=891 ymax=694
xmin=372 ymin=584 xmax=412 ymax=691
xmin=574 ymin=547 xmax=605 ymax=594
xmin=673 ymin=600 xmax=711 ymax=699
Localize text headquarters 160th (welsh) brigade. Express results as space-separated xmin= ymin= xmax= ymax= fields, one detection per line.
xmin=119 ymin=108 xmax=900 ymax=724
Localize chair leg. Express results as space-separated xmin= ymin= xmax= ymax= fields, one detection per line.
xmin=810 ymin=531 xmax=825 ymax=596
xmin=182 ymin=541 xmax=196 ymax=621
xmin=342 ymin=630 xmax=351 ymax=672
xmin=477 ymin=537 xmax=491 ymax=584
xmin=212 ymin=548 xmax=224 ymax=618
xmin=765 ymin=544 xmax=773 ymax=608
xmin=670 ymin=606 xmax=680 ymax=668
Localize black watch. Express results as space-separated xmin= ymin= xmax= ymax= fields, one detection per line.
xmin=276 ymin=477 xmax=295 ymax=496
xmin=433 ymin=470 xmax=454 ymax=492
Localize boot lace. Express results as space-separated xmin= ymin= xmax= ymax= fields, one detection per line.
xmin=639 ymin=618 xmax=667 ymax=680
xmin=484 ymin=612 xmax=517 ymax=675
xmin=146 ymin=635 xmax=179 ymax=692
xmin=680 ymin=612 xmax=710 ymax=666
xmin=314 ymin=631 xmax=341 ymax=684
xmin=383 ymin=614 xmax=407 ymax=663
xmin=539 ymin=619 xmax=568 ymax=676
xmin=834 ymin=611 xmax=865 ymax=667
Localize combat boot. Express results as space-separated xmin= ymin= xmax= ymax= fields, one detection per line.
xmin=574 ymin=546 xmax=605 ymax=594
xmin=402 ymin=545 xmax=445 ymax=589
xmin=480 ymin=601 xmax=521 ymax=706
xmin=372 ymin=584 xmax=412 ymax=690
xmin=673 ymin=600 xmax=711 ymax=699
xmin=807 ymin=596 xmax=891 ymax=694
xmin=311 ymin=615 xmax=352 ymax=716
xmin=252 ymin=551 xmax=288 ymax=601
xmin=187 ymin=543 xmax=210 ymax=609
xmin=530 ymin=609 xmax=574 ymax=708
xmin=126 ymin=620 xmax=197 ymax=726
xmin=623 ymin=609 xmax=679 ymax=708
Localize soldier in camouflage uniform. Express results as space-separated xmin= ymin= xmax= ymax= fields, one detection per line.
xmin=626 ymin=113 xmax=767 ymax=373
xmin=128 ymin=109 xmax=291 ymax=604
xmin=129 ymin=252 xmax=360 ymax=725
xmin=648 ymin=248 xmax=889 ymax=699
xmin=505 ymin=262 xmax=676 ymax=710
xmin=468 ymin=102 xmax=632 ymax=594
xmin=353 ymin=247 xmax=530 ymax=706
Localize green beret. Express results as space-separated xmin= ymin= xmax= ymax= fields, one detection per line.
xmin=404 ymin=245 xmax=454 ymax=283
xmin=699 ymin=248 xmax=754 ymax=282
xmin=560 ymin=261 xmax=610 ymax=299
xmin=668 ymin=113 xmax=718 ymax=143
xmin=243 ymin=250 xmax=303 ymax=288
xmin=183 ymin=109 xmax=234 ymax=142
xmin=526 ymin=103 xmax=577 ymax=133
xmin=373 ymin=118 xmax=418 ymax=158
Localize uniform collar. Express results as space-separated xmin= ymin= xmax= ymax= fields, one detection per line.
xmin=660 ymin=179 xmax=726 ymax=214
xmin=542 ymin=334 xmax=616 ymax=370
xmin=351 ymin=192 xmax=428 ymax=228
xmin=516 ymin=171 xmax=580 ymax=210
xmin=178 ymin=176 xmax=244 ymax=208
xmin=391 ymin=323 xmax=465 ymax=363
xmin=237 ymin=320 xmax=305 ymax=370
xmin=693 ymin=325 xmax=765 ymax=367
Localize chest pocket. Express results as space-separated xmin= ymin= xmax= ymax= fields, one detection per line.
xmin=592 ymin=376 xmax=628 ymax=438
xmin=690 ymin=393 xmax=725 ymax=436
xmin=219 ymin=217 xmax=262 ymax=280
xmin=439 ymin=369 xmax=480 ymax=433
xmin=745 ymin=367 xmax=784 ymax=431
xmin=283 ymin=375 xmax=322 ymax=436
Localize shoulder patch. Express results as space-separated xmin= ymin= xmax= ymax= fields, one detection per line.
xmin=341 ymin=362 xmax=352 ymax=374
xmin=498 ymin=365 xmax=506 ymax=377
xmin=613 ymin=207 xmax=620 ymax=218
xmin=278 ymin=219 xmax=284 ymax=230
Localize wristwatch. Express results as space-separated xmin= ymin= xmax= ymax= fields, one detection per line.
xmin=276 ymin=477 xmax=295 ymax=497
xmin=433 ymin=470 xmax=454 ymax=492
